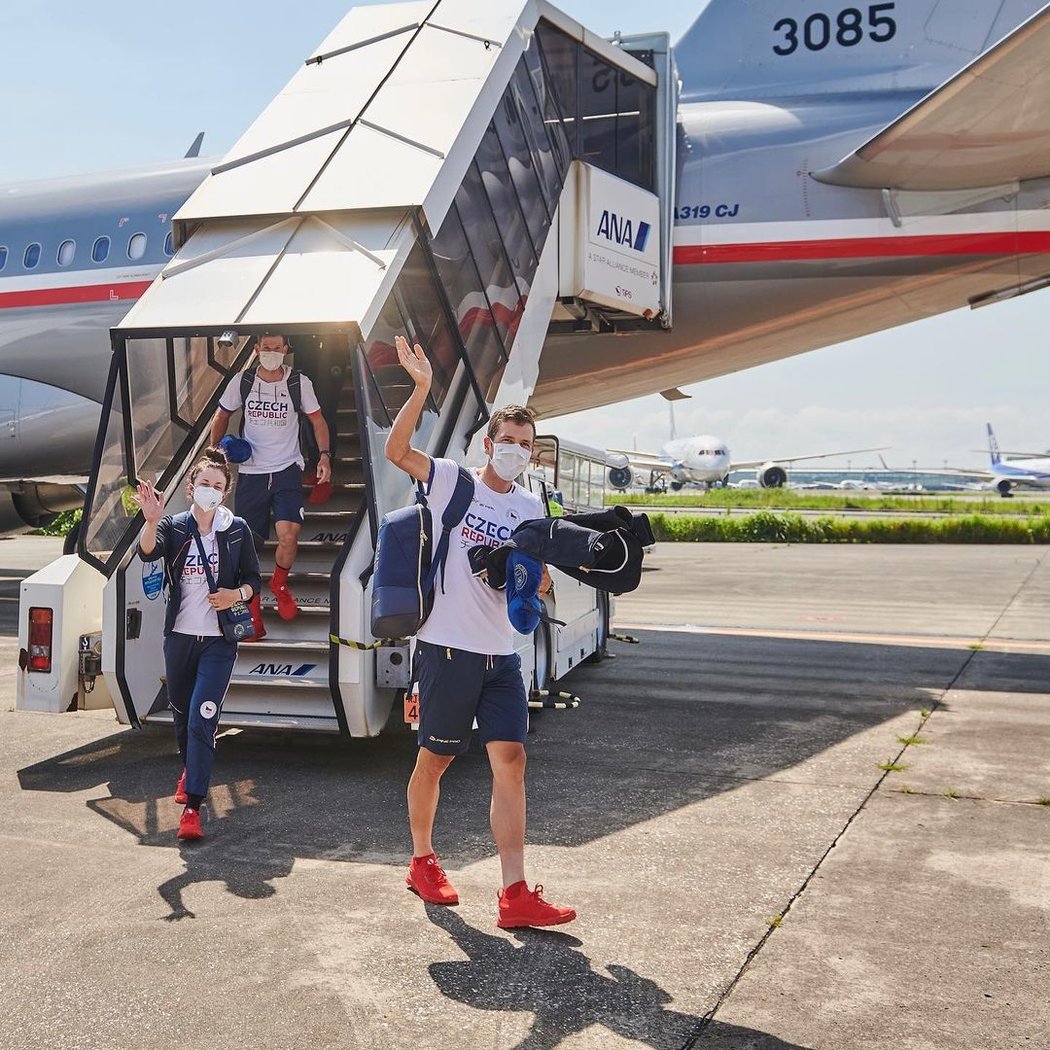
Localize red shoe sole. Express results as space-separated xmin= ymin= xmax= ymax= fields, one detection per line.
xmin=497 ymin=910 xmax=576 ymax=929
xmin=405 ymin=879 xmax=459 ymax=906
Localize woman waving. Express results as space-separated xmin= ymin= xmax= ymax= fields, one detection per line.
xmin=134 ymin=447 xmax=261 ymax=841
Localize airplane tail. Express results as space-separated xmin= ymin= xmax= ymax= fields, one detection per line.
xmin=674 ymin=1 xmax=1044 ymax=102
xmin=987 ymin=423 xmax=1002 ymax=466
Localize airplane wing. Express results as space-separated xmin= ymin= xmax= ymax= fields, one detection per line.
xmin=730 ymin=446 xmax=890 ymax=471
xmin=813 ymin=5 xmax=1050 ymax=190
xmin=607 ymin=449 xmax=675 ymax=475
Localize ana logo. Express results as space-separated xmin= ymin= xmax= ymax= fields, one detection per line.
xmin=249 ymin=663 xmax=317 ymax=677
xmin=514 ymin=563 xmax=528 ymax=590
xmin=199 ymin=701 xmax=217 ymax=719
xmin=596 ymin=210 xmax=650 ymax=253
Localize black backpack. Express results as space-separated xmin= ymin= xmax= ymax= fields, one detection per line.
xmin=370 ymin=468 xmax=475 ymax=639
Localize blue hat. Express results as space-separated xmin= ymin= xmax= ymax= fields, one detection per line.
xmin=218 ymin=435 xmax=252 ymax=464
xmin=505 ymin=550 xmax=544 ymax=634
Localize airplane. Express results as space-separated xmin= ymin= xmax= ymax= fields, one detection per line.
xmin=983 ymin=423 xmax=1050 ymax=495
xmin=608 ymin=435 xmax=890 ymax=491
xmin=607 ymin=391 xmax=887 ymax=490
xmin=4 ymin=0 xmax=1050 ymax=532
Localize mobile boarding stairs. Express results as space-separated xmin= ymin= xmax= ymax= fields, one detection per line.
xmin=19 ymin=0 xmax=677 ymax=735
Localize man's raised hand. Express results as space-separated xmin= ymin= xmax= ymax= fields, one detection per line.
xmin=395 ymin=335 xmax=432 ymax=391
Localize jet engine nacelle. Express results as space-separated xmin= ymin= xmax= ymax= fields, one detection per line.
xmin=607 ymin=464 xmax=634 ymax=491
xmin=758 ymin=463 xmax=788 ymax=488
xmin=0 ymin=484 xmax=83 ymax=533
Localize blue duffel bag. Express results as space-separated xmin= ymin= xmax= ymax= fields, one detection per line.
xmin=370 ymin=466 xmax=474 ymax=639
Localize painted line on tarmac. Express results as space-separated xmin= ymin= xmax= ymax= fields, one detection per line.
xmin=615 ymin=621 xmax=1050 ymax=654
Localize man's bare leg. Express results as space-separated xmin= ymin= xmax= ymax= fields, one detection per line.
xmin=487 ymin=740 xmax=527 ymax=888
xmin=273 ymin=519 xmax=301 ymax=573
xmin=408 ymin=747 xmax=456 ymax=857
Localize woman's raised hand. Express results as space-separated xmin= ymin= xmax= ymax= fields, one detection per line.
xmin=132 ymin=481 xmax=164 ymax=525
xmin=395 ymin=334 xmax=432 ymax=390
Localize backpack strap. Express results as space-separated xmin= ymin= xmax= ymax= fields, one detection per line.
xmin=238 ymin=367 xmax=257 ymax=438
xmin=424 ymin=466 xmax=475 ymax=595
xmin=287 ymin=369 xmax=303 ymax=416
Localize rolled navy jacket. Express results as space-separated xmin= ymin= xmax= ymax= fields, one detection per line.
xmin=138 ymin=506 xmax=261 ymax=636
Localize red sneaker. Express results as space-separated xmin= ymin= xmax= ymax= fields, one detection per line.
xmin=307 ymin=481 xmax=334 ymax=505
xmin=497 ymin=882 xmax=575 ymax=929
xmin=242 ymin=594 xmax=266 ymax=641
xmin=406 ymin=853 xmax=459 ymax=905
xmin=174 ymin=768 xmax=188 ymax=805
xmin=177 ymin=807 xmax=203 ymax=841
xmin=268 ymin=578 xmax=299 ymax=621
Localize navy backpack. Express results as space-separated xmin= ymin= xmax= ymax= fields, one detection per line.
xmin=370 ymin=467 xmax=475 ymax=639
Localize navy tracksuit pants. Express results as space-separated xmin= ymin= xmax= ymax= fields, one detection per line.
xmin=163 ymin=633 xmax=237 ymax=799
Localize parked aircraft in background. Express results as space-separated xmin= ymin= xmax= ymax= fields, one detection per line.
xmin=607 ymin=390 xmax=886 ymax=490
xmin=608 ymin=436 xmax=889 ymax=491
xmin=983 ymin=423 xmax=1050 ymax=495
xmin=5 ymin=1 xmax=1050 ymax=528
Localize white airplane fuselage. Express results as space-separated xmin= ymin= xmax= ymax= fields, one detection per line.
xmin=661 ymin=435 xmax=732 ymax=486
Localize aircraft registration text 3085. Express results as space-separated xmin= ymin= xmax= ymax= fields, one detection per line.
xmin=772 ymin=3 xmax=897 ymax=56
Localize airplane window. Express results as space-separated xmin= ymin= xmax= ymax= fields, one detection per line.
xmin=57 ymin=239 xmax=76 ymax=266
xmin=0 ymin=247 xmax=7 ymax=272
xmin=163 ymin=231 xmax=174 ymax=257
xmin=24 ymin=243 xmax=41 ymax=269
xmin=127 ymin=232 xmax=147 ymax=260
xmin=92 ymin=236 xmax=110 ymax=263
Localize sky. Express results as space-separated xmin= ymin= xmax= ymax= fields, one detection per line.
xmin=2 ymin=0 xmax=1047 ymax=469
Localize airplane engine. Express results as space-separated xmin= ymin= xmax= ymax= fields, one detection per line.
xmin=758 ymin=463 xmax=788 ymax=488
xmin=996 ymin=479 xmax=1013 ymax=497
xmin=607 ymin=465 xmax=634 ymax=491
xmin=0 ymin=484 xmax=83 ymax=533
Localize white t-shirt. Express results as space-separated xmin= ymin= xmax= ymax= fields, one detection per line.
xmin=415 ymin=457 xmax=545 ymax=656
xmin=173 ymin=528 xmax=221 ymax=637
xmin=219 ymin=366 xmax=321 ymax=474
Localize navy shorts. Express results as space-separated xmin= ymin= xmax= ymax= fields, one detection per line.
xmin=236 ymin=464 xmax=304 ymax=541
xmin=414 ymin=640 xmax=528 ymax=755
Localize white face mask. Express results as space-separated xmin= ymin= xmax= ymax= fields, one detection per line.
xmin=192 ymin=484 xmax=223 ymax=512
xmin=490 ymin=441 xmax=532 ymax=482
xmin=257 ymin=350 xmax=285 ymax=371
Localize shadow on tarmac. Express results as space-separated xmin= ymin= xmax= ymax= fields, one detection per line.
xmin=425 ymin=905 xmax=811 ymax=1050
xmin=15 ymin=627 xmax=993 ymax=927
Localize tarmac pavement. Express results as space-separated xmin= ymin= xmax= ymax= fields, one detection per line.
xmin=1 ymin=537 xmax=1047 ymax=1049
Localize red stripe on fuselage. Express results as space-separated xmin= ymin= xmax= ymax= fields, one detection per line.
xmin=673 ymin=231 xmax=1050 ymax=265
xmin=0 ymin=280 xmax=153 ymax=310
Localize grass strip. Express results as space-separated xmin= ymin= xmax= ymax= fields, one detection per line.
xmin=610 ymin=491 xmax=1049 ymax=516
xmin=648 ymin=511 xmax=1050 ymax=543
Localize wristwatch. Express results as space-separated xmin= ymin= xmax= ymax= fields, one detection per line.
xmin=238 ymin=586 xmax=247 ymax=601
xmin=318 ymin=450 xmax=332 ymax=457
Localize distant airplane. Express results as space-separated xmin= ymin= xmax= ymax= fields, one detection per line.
xmin=608 ymin=438 xmax=890 ymax=491
xmin=607 ymin=391 xmax=886 ymax=490
xmin=983 ymin=424 xmax=1050 ymax=496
